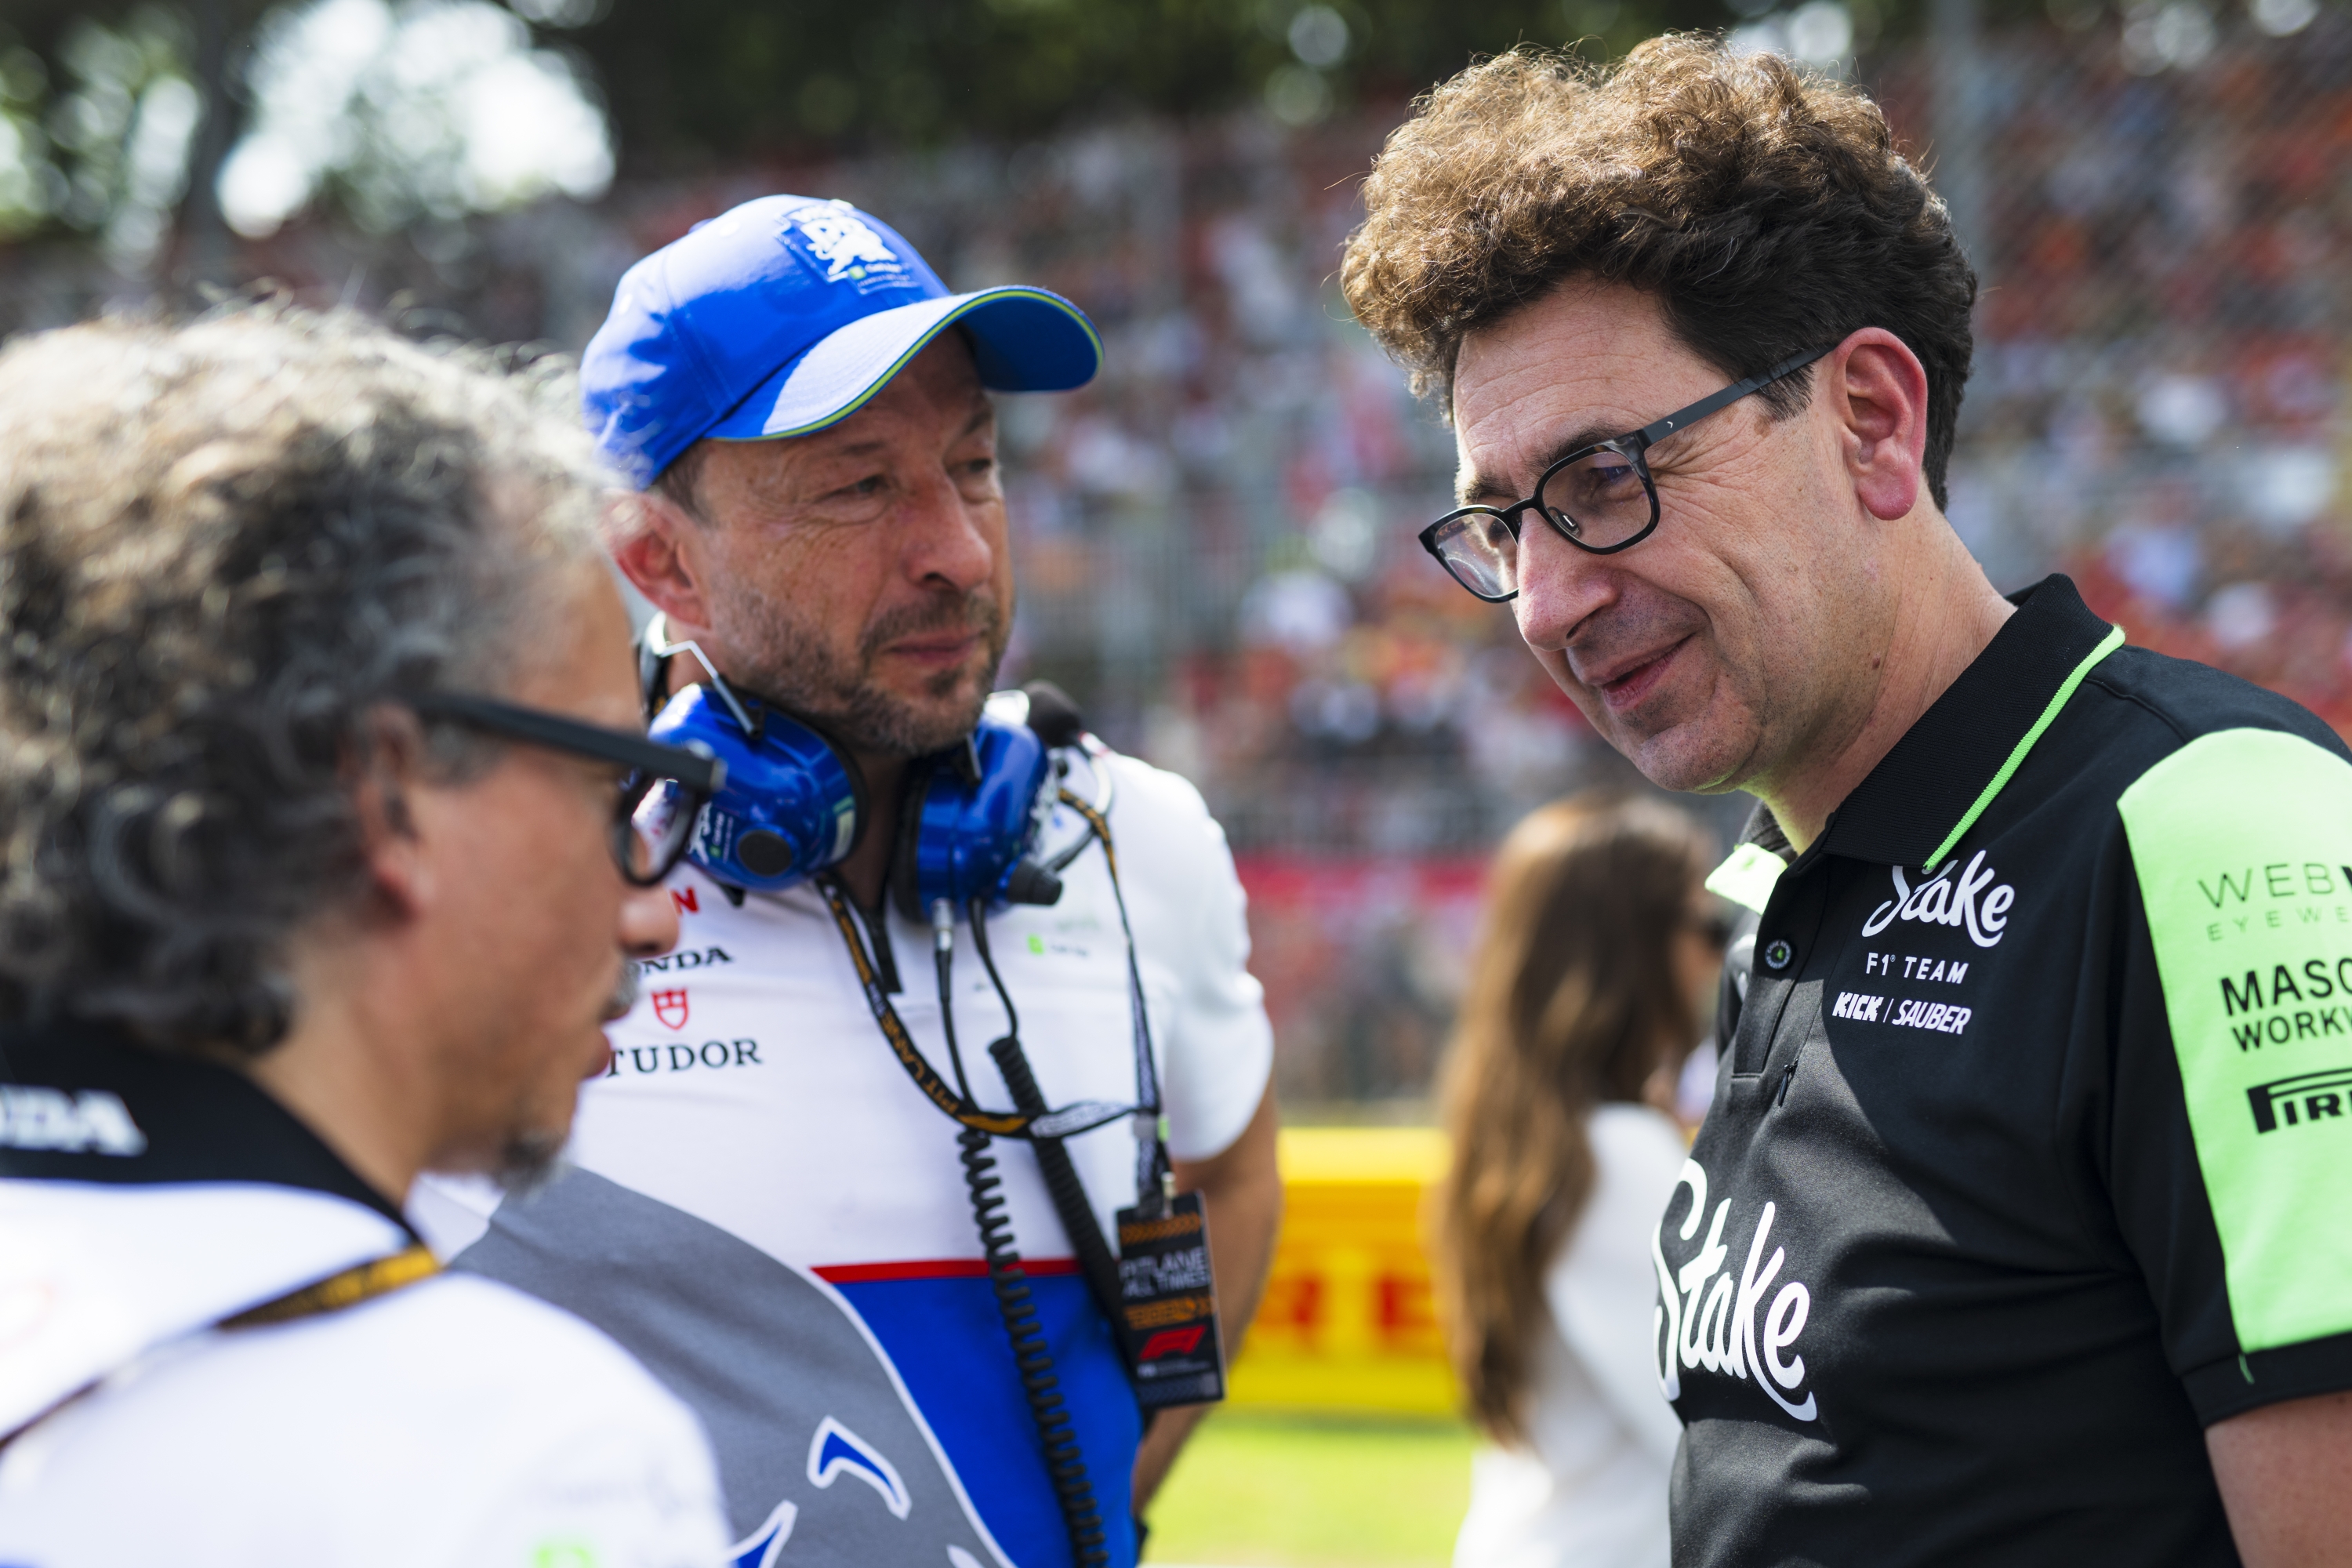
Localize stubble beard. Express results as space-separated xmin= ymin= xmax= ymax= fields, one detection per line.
xmin=495 ymin=960 xmax=648 ymax=1200
xmin=711 ymin=575 xmax=1007 ymax=758
xmin=493 ymin=1130 xmax=568 ymax=1199
xmin=1546 ymin=592 xmax=1744 ymax=793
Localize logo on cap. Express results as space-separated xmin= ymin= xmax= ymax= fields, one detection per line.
xmin=789 ymin=201 xmax=905 ymax=287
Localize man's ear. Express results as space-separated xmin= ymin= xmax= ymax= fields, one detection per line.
xmin=1831 ymin=329 xmax=1931 ymax=523
xmin=348 ymin=708 xmax=435 ymax=923
xmin=610 ymin=490 xmax=718 ymax=633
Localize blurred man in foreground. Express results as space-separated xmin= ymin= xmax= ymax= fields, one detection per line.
xmin=1343 ymin=39 xmax=2352 ymax=1568
xmin=0 ymin=308 xmax=730 ymax=1566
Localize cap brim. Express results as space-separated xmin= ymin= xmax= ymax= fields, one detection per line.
xmin=704 ymin=286 xmax=1102 ymax=443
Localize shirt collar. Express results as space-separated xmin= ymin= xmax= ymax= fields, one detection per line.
xmin=0 ymin=1023 xmax=413 ymax=1234
xmin=1813 ymin=572 xmax=2121 ymax=869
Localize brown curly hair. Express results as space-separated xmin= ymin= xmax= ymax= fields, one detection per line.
xmin=1341 ymin=38 xmax=1976 ymax=509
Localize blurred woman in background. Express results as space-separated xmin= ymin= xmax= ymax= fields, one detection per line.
xmin=1436 ymin=795 xmax=1726 ymax=1568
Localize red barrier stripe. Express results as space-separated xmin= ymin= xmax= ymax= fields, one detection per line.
xmin=815 ymin=1258 xmax=1080 ymax=1283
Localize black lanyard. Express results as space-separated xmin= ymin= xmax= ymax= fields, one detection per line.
xmin=1054 ymin=788 xmax=1172 ymax=1212
xmin=813 ymin=786 xmax=1171 ymax=1203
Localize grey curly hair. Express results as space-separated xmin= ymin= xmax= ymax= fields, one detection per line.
xmin=0 ymin=305 xmax=611 ymax=1054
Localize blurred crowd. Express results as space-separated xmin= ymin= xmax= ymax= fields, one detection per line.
xmin=11 ymin=5 xmax=2352 ymax=1106
xmin=1877 ymin=11 xmax=2352 ymax=733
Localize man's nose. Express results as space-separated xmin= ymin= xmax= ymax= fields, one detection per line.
xmin=618 ymin=879 xmax=680 ymax=960
xmin=1512 ymin=516 xmax=1620 ymax=655
xmin=898 ymin=468 xmax=996 ymax=592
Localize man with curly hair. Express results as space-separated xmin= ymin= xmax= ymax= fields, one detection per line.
xmin=1344 ymin=39 xmax=2352 ymax=1567
xmin=0 ymin=307 xmax=730 ymax=1567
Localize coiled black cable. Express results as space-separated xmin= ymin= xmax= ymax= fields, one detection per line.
xmin=939 ymin=913 xmax=1110 ymax=1568
xmin=971 ymin=904 xmax=1128 ymax=1334
xmin=959 ymin=1127 xmax=1109 ymax=1568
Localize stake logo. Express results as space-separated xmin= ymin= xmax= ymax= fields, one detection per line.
xmin=1861 ymin=851 xmax=2016 ymax=949
xmin=1653 ymin=1158 xmax=1817 ymax=1421
xmin=651 ymin=988 xmax=689 ymax=1030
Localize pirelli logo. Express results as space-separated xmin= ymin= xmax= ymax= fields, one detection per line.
xmin=2248 ymin=1067 xmax=2352 ymax=1133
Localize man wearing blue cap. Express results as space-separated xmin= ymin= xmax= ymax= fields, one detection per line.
xmin=414 ymin=195 xmax=1282 ymax=1568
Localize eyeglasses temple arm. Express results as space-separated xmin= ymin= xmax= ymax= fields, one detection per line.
xmin=408 ymin=691 xmax=724 ymax=795
xmin=1633 ymin=343 xmax=1837 ymax=448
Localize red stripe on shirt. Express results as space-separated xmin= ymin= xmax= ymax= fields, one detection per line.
xmin=814 ymin=1258 xmax=1080 ymax=1283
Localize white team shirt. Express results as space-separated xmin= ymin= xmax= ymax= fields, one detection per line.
xmin=421 ymin=744 xmax=1274 ymax=1270
xmin=0 ymin=1180 xmax=728 ymax=1568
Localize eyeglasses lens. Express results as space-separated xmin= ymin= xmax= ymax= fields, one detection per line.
xmin=1432 ymin=510 xmax=1519 ymax=601
xmin=620 ymin=776 xmax=700 ymax=886
xmin=1537 ymin=448 xmax=1655 ymax=550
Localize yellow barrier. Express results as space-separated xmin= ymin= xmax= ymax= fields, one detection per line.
xmin=1227 ymin=1126 xmax=1460 ymax=1417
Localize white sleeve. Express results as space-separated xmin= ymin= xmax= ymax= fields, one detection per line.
xmin=433 ymin=1412 xmax=731 ymax=1568
xmin=419 ymin=1293 xmax=732 ymax=1568
xmin=1102 ymin=753 xmax=1274 ymax=1163
xmin=1544 ymin=1105 xmax=1690 ymax=1465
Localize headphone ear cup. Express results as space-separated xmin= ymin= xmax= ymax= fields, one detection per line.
xmin=775 ymin=704 xmax=870 ymax=864
xmin=652 ymin=684 xmax=871 ymax=894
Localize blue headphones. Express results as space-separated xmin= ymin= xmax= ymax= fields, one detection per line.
xmin=641 ymin=618 xmax=1064 ymax=915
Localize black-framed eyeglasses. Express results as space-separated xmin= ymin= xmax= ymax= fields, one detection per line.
xmin=1420 ymin=345 xmax=1836 ymax=603
xmin=407 ymin=691 xmax=725 ymax=887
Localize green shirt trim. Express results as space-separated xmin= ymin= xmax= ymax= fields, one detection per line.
xmin=1705 ymin=840 xmax=1787 ymax=915
xmin=2117 ymin=727 xmax=2352 ymax=1353
xmin=1923 ymin=622 xmax=2125 ymax=876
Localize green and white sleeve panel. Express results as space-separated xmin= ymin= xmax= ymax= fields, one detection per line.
xmin=2120 ymin=727 xmax=2352 ymax=1356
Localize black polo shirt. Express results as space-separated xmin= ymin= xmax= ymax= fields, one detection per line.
xmin=1664 ymin=575 xmax=2352 ymax=1566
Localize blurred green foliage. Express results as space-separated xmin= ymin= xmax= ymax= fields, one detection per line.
xmin=0 ymin=0 xmax=1730 ymax=185
xmin=0 ymin=0 xmax=1966 ymax=252
xmin=565 ymin=0 xmax=1726 ymax=163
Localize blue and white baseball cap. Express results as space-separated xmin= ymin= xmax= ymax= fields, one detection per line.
xmin=582 ymin=194 xmax=1102 ymax=488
